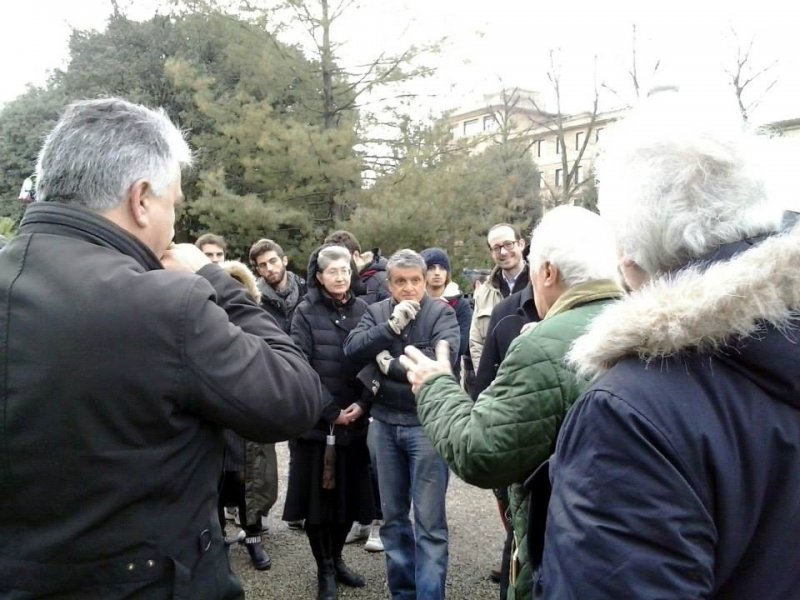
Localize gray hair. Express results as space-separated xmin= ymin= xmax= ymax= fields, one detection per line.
xmin=317 ymin=245 xmax=351 ymax=272
xmin=387 ymin=249 xmax=426 ymax=277
xmin=529 ymin=205 xmax=619 ymax=289
xmin=595 ymin=90 xmax=783 ymax=276
xmin=35 ymin=98 xmax=192 ymax=212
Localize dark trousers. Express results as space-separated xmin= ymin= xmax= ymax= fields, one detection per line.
xmin=306 ymin=523 xmax=351 ymax=566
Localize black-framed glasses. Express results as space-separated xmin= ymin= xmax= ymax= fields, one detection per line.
xmin=489 ymin=240 xmax=518 ymax=255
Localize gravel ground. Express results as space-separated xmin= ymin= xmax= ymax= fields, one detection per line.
xmin=229 ymin=442 xmax=504 ymax=599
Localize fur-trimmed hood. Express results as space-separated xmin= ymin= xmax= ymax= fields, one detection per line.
xmin=220 ymin=260 xmax=261 ymax=303
xmin=568 ymin=224 xmax=800 ymax=382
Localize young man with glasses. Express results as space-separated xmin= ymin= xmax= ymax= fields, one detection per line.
xmin=466 ymin=223 xmax=529 ymax=589
xmin=469 ymin=223 xmax=529 ymax=370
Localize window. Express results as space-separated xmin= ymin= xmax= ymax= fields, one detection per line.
xmin=555 ymin=169 xmax=563 ymax=187
xmin=555 ymin=139 xmax=561 ymax=154
xmin=575 ymin=131 xmax=585 ymax=150
xmin=595 ymin=127 xmax=604 ymax=143
xmin=464 ymin=119 xmax=481 ymax=136
xmin=483 ymin=115 xmax=497 ymax=132
xmin=535 ymin=139 xmax=544 ymax=158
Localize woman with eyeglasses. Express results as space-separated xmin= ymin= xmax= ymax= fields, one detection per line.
xmin=283 ymin=244 xmax=376 ymax=600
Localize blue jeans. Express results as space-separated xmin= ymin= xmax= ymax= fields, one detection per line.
xmin=368 ymin=418 xmax=450 ymax=600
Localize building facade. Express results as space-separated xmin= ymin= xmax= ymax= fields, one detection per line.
xmin=446 ymin=90 xmax=625 ymax=205
xmin=447 ymin=90 xmax=800 ymax=209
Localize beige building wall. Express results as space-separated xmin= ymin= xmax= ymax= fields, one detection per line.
xmin=445 ymin=93 xmax=625 ymax=200
xmin=447 ymin=95 xmax=800 ymax=207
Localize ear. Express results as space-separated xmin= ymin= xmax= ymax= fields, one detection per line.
xmin=542 ymin=261 xmax=560 ymax=286
xmin=127 ymin=180 xmax=152 ymax=228
xmin=282 ymin=256 xmax=289 ymax=267
xmin=316 ymin=272 xmax=324 ymax=286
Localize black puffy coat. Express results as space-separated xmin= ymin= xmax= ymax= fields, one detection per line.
xmin=0 ymin=203 xmax=322 ymax=599
xmin=290 ymin=249 xmax=369 ymax=445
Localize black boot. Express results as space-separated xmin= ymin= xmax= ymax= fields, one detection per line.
xmin=334 ymin=558 xmax=365 ymax=587
xmin=317 ymin=559 xmax=337 ymax=600
xmin=245 ymin=535 xmax=271 ymax=571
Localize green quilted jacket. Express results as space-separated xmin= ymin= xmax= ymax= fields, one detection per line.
xmin=416 ymin=279 xmax=623 ymax=600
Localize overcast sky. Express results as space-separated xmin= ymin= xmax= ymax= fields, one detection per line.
xmin=1 ymin=0 xmax=798 ymax=124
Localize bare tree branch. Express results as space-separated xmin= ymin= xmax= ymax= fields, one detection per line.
xmin=724 ymin=27 xmax=779 ymax=122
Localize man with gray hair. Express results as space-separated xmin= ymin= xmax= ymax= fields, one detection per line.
xmin=536 ymin=91 xmax=800 ymax=598
xmin=344 ymin=249 xmax=459 ymax=600
xmin=400 ymin=206 xmax=624 ymax=600
xmin=0 ymin=98 xmax=323 ymax=599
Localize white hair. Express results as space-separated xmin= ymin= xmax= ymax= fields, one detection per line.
xmin=317 ymin=245 xmax=351 ymax=271
xmin=36 ymin=97 xmax=192 ymax=212
xmin=528 ymin=205 xmax=619 ymax=288
xmin=595 ymin=90 xmax=783 ymax=276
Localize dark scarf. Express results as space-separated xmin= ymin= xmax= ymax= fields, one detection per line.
xmin=259 ymin=270 xmax=303 ymax=315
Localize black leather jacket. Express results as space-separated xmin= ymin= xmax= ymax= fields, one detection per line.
xmin=0 ymin=203 xmax=322 ymax=599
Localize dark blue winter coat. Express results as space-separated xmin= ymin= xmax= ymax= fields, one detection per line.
xmin=343 ymin=295 xmax=460 ymax=426
xmin=535 ymin=230 xmax=800 ymax=599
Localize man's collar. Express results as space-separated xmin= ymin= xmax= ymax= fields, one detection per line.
xmin=19 ymin=202 xmax=162 ymax=271
xmin=500 ymin=261 xmax=525 ymax=280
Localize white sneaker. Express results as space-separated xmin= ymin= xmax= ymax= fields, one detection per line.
xmin=364 ymin=519 xmax=384 ymax=552
xmin=344 ymin=521 xmax=370 ymax=544
xmin=224 ymin=507 xmax=240 ymax=525
xmin=224 ymin=528 xmax=246 ymax=546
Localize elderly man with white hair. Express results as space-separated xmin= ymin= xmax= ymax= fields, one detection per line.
xmin=534 ymin=92 xmax=800 ymax=599
xmin=400 ymin=205 xmax=624 ymax=600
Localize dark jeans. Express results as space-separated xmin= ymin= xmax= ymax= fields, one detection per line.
xmin=368 ymin=419 xmax=449 ymax=600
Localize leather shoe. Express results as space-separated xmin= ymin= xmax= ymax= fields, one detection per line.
xmin=317 ymin=559 xmax=337 ymax=600
xmin=334 ymin=558 xmax=365 ymax=587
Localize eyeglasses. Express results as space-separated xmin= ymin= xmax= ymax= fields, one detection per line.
xmin=489 ymin=240 xmax=518 ymax=255
xmin=322 ymin=267 xmax=351 ymax=278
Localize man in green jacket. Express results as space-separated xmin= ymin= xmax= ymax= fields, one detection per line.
xmin=400 ymin=205 xmax=624 ymax=600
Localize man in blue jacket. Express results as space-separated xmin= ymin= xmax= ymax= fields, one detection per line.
xmin=536 ymin=90 xmax=800 ymax=599
xmin=344 ymin=249 xmax=459 ymax=600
